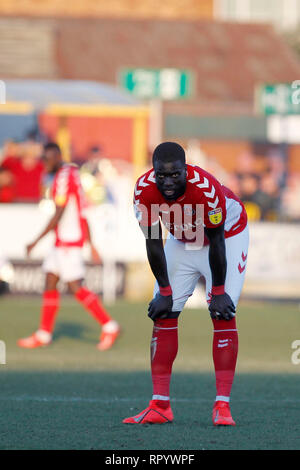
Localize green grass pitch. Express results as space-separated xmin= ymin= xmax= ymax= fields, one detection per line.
xmin=0 ymin=295 xmax=300 ymax=450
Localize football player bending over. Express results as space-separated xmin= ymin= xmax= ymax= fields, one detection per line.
xmin=123 ymin=142 xmax=248 ymax=426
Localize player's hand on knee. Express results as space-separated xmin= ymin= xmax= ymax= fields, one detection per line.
xmin=209 ymin=293 xmax=236 ymax=321
xmin=148 ymin=293 xmax=173 ymax=321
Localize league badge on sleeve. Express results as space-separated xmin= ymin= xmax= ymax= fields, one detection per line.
xmin=208 ymin=207 xmax=222 ymax=225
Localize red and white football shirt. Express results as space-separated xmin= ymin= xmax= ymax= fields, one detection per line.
xmin=133 ymin=164 xmax=247 ymax=245
xmin=52 ymin=164 xmax=87 ymax=247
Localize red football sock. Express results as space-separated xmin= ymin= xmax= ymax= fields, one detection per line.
xmin=75 ymin=287 xmax=111 ymax=325
xmin=151 ymin=318 xmax=178 ymax=409
xmin=212 ymin=317 xmax=238 ymax=400
xmin=39 ymin=290 xmax=60 ymax=333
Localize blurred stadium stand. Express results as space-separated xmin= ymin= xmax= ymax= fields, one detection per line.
xmin=1 ymin=17 xmax=299 ymax=116
xmin=0 ymin=0 xmax=215 ymax=20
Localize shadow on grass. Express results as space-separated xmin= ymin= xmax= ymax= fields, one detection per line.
xmin=53 ymin=322 xmax=95 ymax=343
xmin=0 ymin=371 xmax=300 ymax=450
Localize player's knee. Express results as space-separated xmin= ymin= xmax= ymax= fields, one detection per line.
xmin=45 ymin=273 xmax=59 ymax=291
xmin=68 ymin=281 xmax=81 ymax=295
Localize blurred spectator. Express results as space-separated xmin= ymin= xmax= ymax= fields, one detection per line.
xmin=225 ymin=173 xmax=241 ymax=198
xmin=239 ymin=174 xmax=262 ymax=221
xmin=238 ymin=171 xmax=281 ymax=222
xmin=2 ymin=139 xmax=20 ymax=160
xmin=0 ymin=168 xmax=15 ymax=203
xmin=281 ymin=173 xmax=300 ymax=222
xmin=232 ymin=147 xmax=288 ymax=221
xmin=268 ymin=152 xmax=287 ymax=189
xmin=80 ymin=146 xmax=118 ymax=205
xmin=258 ymin=172 xmax=280 ymax=221
xmin=80 ymin=146 xmax=103 ymax=176
xmin=239 ymin=173 xmax=259 ymax=201
xmin=79 ymin=146 xmax=106 ymax=205
xmin=237 ymin=151 xmax=256 ymax=174
xmin=1 ymin=139 xmax=44 ymax=202
xmin=101 ymin=158 xmax=132 ymax=209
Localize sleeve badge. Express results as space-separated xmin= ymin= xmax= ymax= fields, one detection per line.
xmin=208 ymin=208 xmax=223 ymax=225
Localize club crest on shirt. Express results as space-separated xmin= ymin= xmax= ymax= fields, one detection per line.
xmin=208 ymin=207 xmax=222 ymax=225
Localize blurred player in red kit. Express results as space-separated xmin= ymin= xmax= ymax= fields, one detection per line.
xmin=123 ymin=142 xmax=248 ymax=426
xmin=18 ymin=143 xmax=120 ymax=351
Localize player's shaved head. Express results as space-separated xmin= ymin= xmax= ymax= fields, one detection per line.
xmin=153 ymin=142 xmax=185 ymax=166
xmin=153 ymin=142 xmax=186 ymax=200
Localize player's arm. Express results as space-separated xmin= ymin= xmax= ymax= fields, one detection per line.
xmin=140 ymin=223 xmax=170 ymax=287
xmin=205 ymin=224 xmax=227 ymax=286
xmin=139 ymin=222 xmax=173 ymax=321
xmin=204 ymin=224 xmax=235 ymax=321
xmin=26 ymin=205 xmax=65 ymax=257
xmin=83 ymin=218 xmax=101 ymax=264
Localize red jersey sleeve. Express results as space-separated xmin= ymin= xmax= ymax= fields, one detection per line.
xmin=193 ymin=169 xmax=227 ymax=229
xmin=133 ymin=177 xmax=159 ymax=227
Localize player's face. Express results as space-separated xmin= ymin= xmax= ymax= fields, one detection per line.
xmin=154 ymin=159 xmax=186 ymax=200
xmin=43 ymin=149 xmax=62 ymax=174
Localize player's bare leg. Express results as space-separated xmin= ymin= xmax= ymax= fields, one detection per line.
xmin=69 ymin=280 xmax=120 ymax=351
xmin=18 ymin=272 xmax=60 ymax=348
xmin=123 ymin=312 xmax=179 ymax=424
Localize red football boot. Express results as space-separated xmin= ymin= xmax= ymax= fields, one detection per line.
xmin=123 ymin=400 xmax=173 ymax=424
xmin=212 ymin=401 xmax=236 ymax=426
xmin=17 ymin=330 xmax=52 ymax=349
xmin=97 ymin=323 xmax=121 ymax=351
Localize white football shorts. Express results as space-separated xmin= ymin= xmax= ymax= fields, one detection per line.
xmin=42 ymin=246 xmax=86 ymax=283
xmin=153 ymin=224 xmax=249 ymax=312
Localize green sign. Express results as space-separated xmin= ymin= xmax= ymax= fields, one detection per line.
xmin=256 ymin=82 xmax=300 ymax=115
xmin=119 ymin=68 xmax=193 ymax=100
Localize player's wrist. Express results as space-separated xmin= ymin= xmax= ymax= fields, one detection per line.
xmin=211 ymin=285 xmax=225 ymax=295
xmin=159 ymin=285 xmax=172 ymax=296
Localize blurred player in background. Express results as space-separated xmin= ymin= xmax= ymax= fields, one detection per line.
xmin=123 ymin=142 xmax=248 ymax=426
xmin=18 ymin=142 xmax=120 ymax=351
